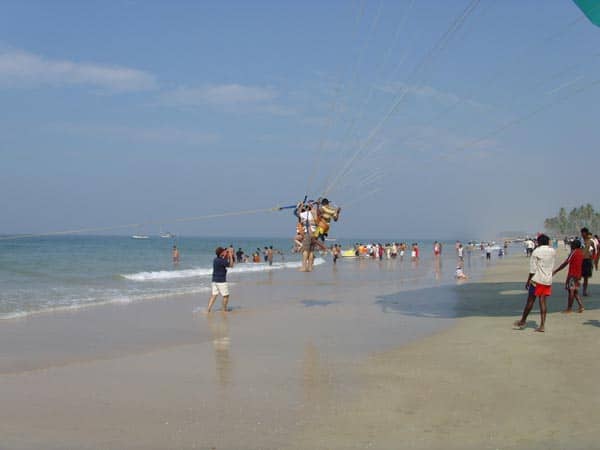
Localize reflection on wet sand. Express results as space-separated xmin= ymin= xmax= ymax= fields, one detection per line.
xmin=206 ymin=313 xmax=231 ymax=388
xmin=434 ymin=256 xmax=442 ymax=281
xmin=302 ymin=341 xmax=334 ymax=407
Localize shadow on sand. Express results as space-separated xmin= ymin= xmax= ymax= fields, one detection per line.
xmin=375 ymin=282 xmax=600 ymax=319
xmin=301 ymin=299 xmax=337 ymax=308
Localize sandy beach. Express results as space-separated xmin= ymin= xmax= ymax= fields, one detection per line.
xmin=1 ymin=248 xmax=599 ymax=449
xmin=290 ymin=249 xmax=600 ymax=450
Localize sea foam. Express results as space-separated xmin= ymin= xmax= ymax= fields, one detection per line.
xmin=121 ymin=258 xmax=326 ymax=282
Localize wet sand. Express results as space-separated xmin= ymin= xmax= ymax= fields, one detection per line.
xmin=0 ymin=250 xmax=480 ymax=449
xmin=3 ymin=249 xmax=595 ymax=449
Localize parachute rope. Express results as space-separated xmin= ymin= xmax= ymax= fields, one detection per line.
xmin=322 ymin=0 xmax=482 ymax=197
xmin=0 ymin=206 xmax=289 ymax=241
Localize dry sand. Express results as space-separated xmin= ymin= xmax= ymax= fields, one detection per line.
xmin=1 ymin=249 xmax=599 ymax=449
xmin=289 ymin=250 xmax=600 ymax=450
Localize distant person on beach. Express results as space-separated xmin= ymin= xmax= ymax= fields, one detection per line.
xmin=594 ymin=234 xmax=600 ymax=271
xmin=581 ymin=228 xmax=595 ymax=296
xmin=236 ymin=248 xmax=244 ymax=263
xmin=525 ymin=239 xmax=535 ymax=257
xmin=485 ymin=245 xmax=492 ymax=260
xmin=455 ymin=265 xmax=468 ymax=280
xmin=513 ymin=234 xmax=556 ymax=332
xmin=172 ymin=245 xmax=180 ymax=264
xmin=332 ymin=244 xmax=340 ymax=264
xmin=267 ymin=246 xmax=274 ymax=266
xmin=391 ymin=242 xmax=398 ymax=258
xmin=553 ymin=239 xmax=585 ymax=313
xmin=592 ymin=234 xmax=600 ymax=271
xmin=457 ymin=244 xmax=464 ymax=261
xmin=433 ymin=241 xmax=441 ymax=257
xmin=207 ymin=246 xmax=234 ymax=313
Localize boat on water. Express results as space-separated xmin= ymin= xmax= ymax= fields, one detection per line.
xmin=131 ymin=235 xmax=150 ymax=240
xmin=160 ymin=232 xmax=175 ymax=239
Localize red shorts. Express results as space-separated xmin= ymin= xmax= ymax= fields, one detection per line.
xmin=534 ymin=283 xmax=552 ymax=297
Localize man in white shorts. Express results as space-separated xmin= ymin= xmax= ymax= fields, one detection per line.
xmin=207 ymin=246 xmax=234 ymax=313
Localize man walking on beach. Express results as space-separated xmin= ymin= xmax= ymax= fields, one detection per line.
xmin=207 ymin=246 xmax=234 ymax=313
xmin=513 ymin=234 xmax=556 ymax=332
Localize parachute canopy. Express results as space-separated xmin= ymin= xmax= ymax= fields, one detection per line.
xmin=573 ymin=0 xmax=600 ymax=27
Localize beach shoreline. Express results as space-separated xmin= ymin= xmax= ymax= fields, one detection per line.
xmin=3 ymin=247 xmax=592 ymax=449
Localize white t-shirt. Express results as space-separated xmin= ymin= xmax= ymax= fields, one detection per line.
xmin=458 ymin=247 xmax=464 ymax=257
xmin=299 ymin=211 xmax=316 ymax=234
xmin=530 ymin=245 xmax=556 ymax=286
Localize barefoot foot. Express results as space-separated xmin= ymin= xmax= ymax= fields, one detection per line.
xmin=513 ymin=321 xmax=526 ymax=329
xmin=534 ymin=327 xmax=545 ymax=332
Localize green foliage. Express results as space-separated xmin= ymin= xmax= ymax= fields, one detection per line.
xmin=544 ymin=204 xmax=600 ymax=235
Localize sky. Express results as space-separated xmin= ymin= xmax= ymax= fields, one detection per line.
xmin=1 ymin=0 xmax=600 ymax=240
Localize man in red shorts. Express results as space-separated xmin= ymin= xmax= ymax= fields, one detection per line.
xmin=513 ymin=234 xmax=556 ymax=332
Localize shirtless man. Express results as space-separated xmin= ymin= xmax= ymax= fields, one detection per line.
xmin=581 ymin=228 xmax=595 ymax=296
xmin=172 ymin=245 xmax=180 ymax=264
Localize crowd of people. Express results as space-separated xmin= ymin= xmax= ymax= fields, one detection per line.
xmin=233 ymin=246 xmax=283 ymax=265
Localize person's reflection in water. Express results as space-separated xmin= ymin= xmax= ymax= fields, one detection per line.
xmin=434 ymin=256 xmax=442 ymax=281
xmin=207 ymin=313 xmax=232 ymax=388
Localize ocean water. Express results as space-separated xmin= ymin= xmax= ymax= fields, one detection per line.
xmin=0 ymin=235 xmax=497 ymax=319
xmin=0 ymin=236 xmax=317 ymax=319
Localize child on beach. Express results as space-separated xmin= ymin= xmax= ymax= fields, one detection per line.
xmin=455 ymin=266 xmax=468 ymax=280
xmin=553 ymin=239 xmax=585 ymax=313
xmin=513 ymin=234 xmax=556 ymax=332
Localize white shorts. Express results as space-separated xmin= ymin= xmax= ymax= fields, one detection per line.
xmin=211 ymin=282 xmax=229 ymax=296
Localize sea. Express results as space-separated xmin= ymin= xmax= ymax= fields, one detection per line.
xmin=0 ymin=235 xmax=495 ymax=320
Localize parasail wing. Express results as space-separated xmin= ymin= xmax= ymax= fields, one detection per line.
xmin=573 ymin=0 xmax=600 ymax=27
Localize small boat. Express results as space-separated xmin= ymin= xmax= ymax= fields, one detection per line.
xmin=131 ymin=235 xmax=150 ymax=240
xmin=160 ymin=232 xmax=175 ymax=239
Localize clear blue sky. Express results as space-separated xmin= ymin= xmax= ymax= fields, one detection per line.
xmin=1 ymin=0 xmax=599 ymax=239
